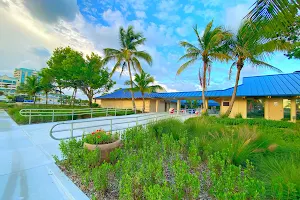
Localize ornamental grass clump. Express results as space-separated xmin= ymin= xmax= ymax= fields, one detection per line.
xmin=83 ymin=129 xmax=118 ymax=144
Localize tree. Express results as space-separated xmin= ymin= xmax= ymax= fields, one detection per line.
xmin=17 ymin=76 xmax=41 ymax=104
xmin=245 ymin=1 xmax=299 ymax=59
xmin=47 ymin=47 xmax=85 ymax=106
xmin=79 ymin=53 xmax=115 ymax=107
xmin=224 ymin=21 xmax=290 ymax=116
xmin=39 ymin=68 xmax=54 ymax=105
xmin=125 ymin=71 xmax=163 ymax=112
xmin=104 ymin=26 xmax=152 ymax=112
xmin=177 ymin=21 xmax=232 ymax=112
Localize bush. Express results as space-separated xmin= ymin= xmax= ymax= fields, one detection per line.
xmin=91 ymin=103 xmax=99 ymax=108
xmin=83 ymin=129 xmax=118 ymax=145
xmin=235 ymin=113 xmax=243 ymax=118
xmin=56 ymin=116 xmax=300 ymax=199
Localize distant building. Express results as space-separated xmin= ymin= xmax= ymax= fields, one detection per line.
xmin=0 ymin=75 xmax=17 ymax=94
xmin=14 ymin=68 xmax=38 ymax=84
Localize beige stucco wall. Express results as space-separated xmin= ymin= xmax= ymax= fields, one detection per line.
xmin=220 ymin=98 xmax=247 ymax=118
xmin=264 ymin=98 xmax=283 ymax=120
xmin=99 ymin=99 xmax=151 ymax=112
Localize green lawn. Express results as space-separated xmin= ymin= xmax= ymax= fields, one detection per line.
xmin=56 ymin=116 xmax=300 ymax=199
xmin=1 ymin=103 xmax=135 ymax=124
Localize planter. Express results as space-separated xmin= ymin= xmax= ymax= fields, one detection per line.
xmin=83 ymin=140 xmax=122 ymax=162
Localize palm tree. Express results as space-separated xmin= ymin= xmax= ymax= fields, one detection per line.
xmin=177 ymin=21 xmax=232 ymax=112
xmin=246 ymin=0 xmax=299 ymax=27
xmin=17 ymin=76 xmax=41 ymax=104
xmin=125 ymin=71 xmax=163 ymax=112
xmin=39 ymin=68 xmax=54 ymax=105
xmin=224 ymin=21 xmax=291 ymax=116
xmin=104 ymin=26 xmax=152 ymax=112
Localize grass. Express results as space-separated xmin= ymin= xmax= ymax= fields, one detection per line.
xmin=55 ymin=116 xmax=300 ymax=199
xmin=1 ymin=103 xmax=135 ymax=124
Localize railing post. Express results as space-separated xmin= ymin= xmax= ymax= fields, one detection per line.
xmin=106 ymin=108 xmax=108 ymax=116
xmin=91 ymin=109 xmax=93 ymax=118
xmin=70 ymin=123 xmax=74 ymax=138
xmin=136 ymin=117 xmax=138 ymax=126
xmin=115 ymin=108 xmax=117 ymax=116
xmin=72 ymin=109 xmax=74 ymax=120
xmin=52 ymin=109 xmax=54 ymax=122
xmin=110 ymin=119 xmax=112 ymax=133
xmin=125 ymin=108 xmax=127 ymax=115
xmin=29 ymin=110 xmax=32 ymax=124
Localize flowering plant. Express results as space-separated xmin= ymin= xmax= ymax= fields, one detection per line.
xmin=83 ymin=129 xmax=118 ymax=145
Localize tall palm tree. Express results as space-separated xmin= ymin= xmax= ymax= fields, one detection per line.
xmin=224 ymin=21 xmax=291 ymax=116
xmin=17 ymin=76 xmax=41 ymax=104
xmin=125 ymin=71 xmax=163 ymax=113
xmin=246 ymin=0 xmax=299 ymax=27
xmin=104 ymin=26 xmax=152 ymax=112
xmin=39 ymin=68 xmax=54 ymax=105
xmin=177 ymin=21 xmax=232 ymax=112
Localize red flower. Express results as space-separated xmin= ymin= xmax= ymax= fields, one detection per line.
xmin=97 ymin=136 xmax=101 ymax=138
xmin=92 ymin=132 xmax=95 ymax=135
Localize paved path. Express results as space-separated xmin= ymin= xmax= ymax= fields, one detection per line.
xmin=0 ymin=111 xmax=191 ymax=200
xmin=0 ymin=110 xmax=88 ymax=200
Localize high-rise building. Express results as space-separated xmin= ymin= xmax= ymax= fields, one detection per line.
xmin=14 ymin=68 xmax=38 ymax=85
xmin=0 ymin=75 xmax=17 ymax=94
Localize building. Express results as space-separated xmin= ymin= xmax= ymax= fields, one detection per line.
xmin=14 ymin=68 xmax=38 ymax=84
xmin=95 ymin=72 xmax=300 ymax=122
xmin=0 ymin=75 xmax=17 ymax=95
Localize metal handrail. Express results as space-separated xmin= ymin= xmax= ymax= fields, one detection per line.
xmin=19 ymin=107 xmax=144 ymax=124
xmin=49 ymin=112 xmax=193 ymax=140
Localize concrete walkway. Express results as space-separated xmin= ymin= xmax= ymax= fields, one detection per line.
xmin=0 ymin=110 xmax=88 ymax=200
xmin=0 ymin=111 xmax=191 ymax=200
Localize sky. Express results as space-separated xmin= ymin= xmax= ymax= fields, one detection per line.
xmin=0 ymin=0 xmax=299 ymax=99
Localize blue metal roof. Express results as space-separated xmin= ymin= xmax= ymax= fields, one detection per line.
xmin=95 ymin=72 xmax=300 ymax=99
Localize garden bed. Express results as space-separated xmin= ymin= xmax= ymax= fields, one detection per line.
xmin=55 ymin=116 xmax=300 ymax=199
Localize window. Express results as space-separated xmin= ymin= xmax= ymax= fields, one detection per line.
xmin=223 ymin=101 xmax=229 ymax=106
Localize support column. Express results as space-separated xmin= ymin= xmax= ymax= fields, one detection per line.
xmin=291 ymin=98 xmax=297 ymax=123
xmin=177 ymin=100 xmax=180 ymax=114
xmin=156 ymin=100 xmax=159 ymax=112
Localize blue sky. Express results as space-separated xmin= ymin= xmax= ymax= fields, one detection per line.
xmin=0 ymin=0 xmax=299 ymax=98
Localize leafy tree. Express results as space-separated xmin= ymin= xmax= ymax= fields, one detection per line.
xmin=17 ymin=76 xmax=41 ymax=104
xmin=125 ymin=71 xmax=163 ymax=112
xmin=39 ymin=68 xmax=54 ymax=105
xmin=177 ymin=21 xmax=232 ymax=112
xmin=104 ymin=26 xmax=152 ymax=112
xmin=224 ymin=21 xmax=290 ymax=116
xmin=0 ymin=91 xmax=4 ymax=96
xmin=79 ymin=53 xmax=115 ymax=107
xmin=47 ymin=47 xmax=85 ymax=105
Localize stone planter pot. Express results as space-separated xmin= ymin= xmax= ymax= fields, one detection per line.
xmin=83 ymin=140 xmax=122 ymax=162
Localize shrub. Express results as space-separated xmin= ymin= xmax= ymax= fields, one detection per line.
xmin=235 ymin=113 xmax=243 ymax=118
xmin=91 ymin=103 xmax=99 ymax=108
xmin=207 ymin=151 xmax=266 ymax=199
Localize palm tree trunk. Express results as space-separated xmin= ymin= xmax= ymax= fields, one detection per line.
xmin=225 ymin=65 xmax=242 ymax=116
xmin=142 ymin=94 xmax=145 ymax=113
xmin=33 ymin=95 xmax=36 ymax=105
xmin=46 ymin=92 xmax=48 ymax=105
xmin=127 ymin=61 xmax=136 ymax=113
xmin=202 ymin=62 xmax=207 ymax=113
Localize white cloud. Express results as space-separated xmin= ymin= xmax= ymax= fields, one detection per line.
xmin=175 ymin=17 xmax=194 ymax=37
xmin=196 ymin=9 xmax=219 ymax=20
xmin=135 ymin=11 xmax=146 ymax=19
xmin=184 ymin=5 xmax=194 ymax=13
xmin=154 ymin=12 xmax=180 ymax=23
xmin=102 ymin=9 xmax=125 ymax=26
xmin=224 ymin=3 xmax=252 ymax=32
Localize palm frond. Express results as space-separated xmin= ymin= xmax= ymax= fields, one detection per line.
xmin=229 ymin=61 xmax=237 ymax=80
xmin=250 ymin=58 xmax=282 ymax=72
xmin=177 ymin=59 xmax=197 ymax=75
xmin=133 ymin=51 xmax=153 ymax=66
